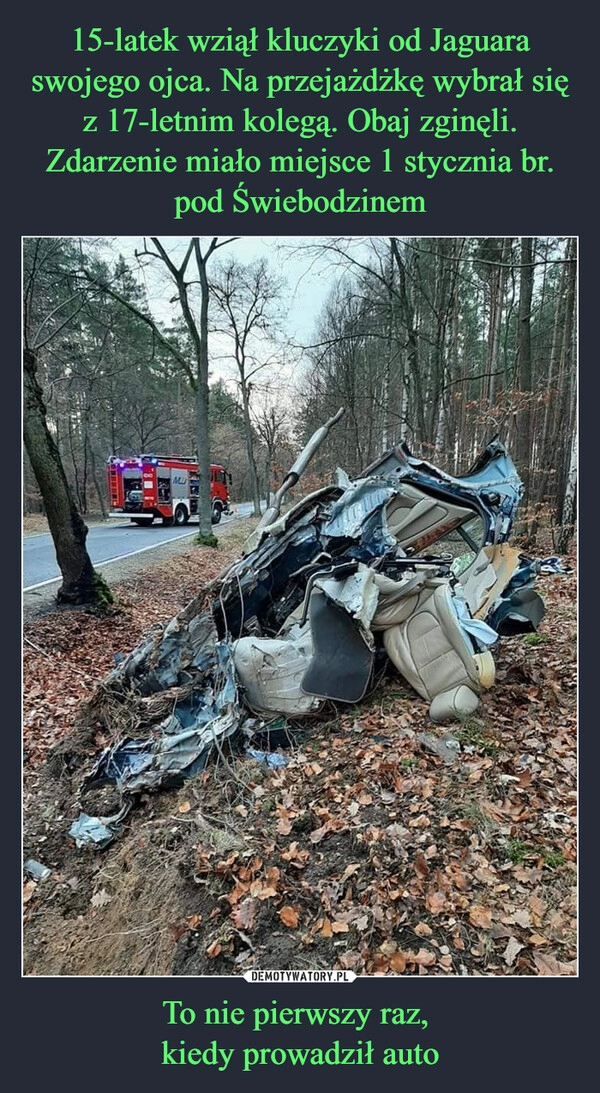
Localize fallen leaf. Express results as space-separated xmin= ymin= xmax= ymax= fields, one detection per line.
xmin=310 ymin=824 xmax=330 ymax=844
xmin=503 ymin=937 xmax=525 ymax=966
xmin=469 ymin=905 xmax=492 ymax=929
xmin=528 ymin=895 xmax=548 ymax=925
xmin=513 ymin=909 xmax=532 ymax=928
xmin=413 ymin=852 xmax=429 ymax=878
xmin=390 ymin=951 xmax=407 ymax=973
xmin=206 ymin=940 xmax=222 ymax=958
xmin=491 ymin=923 xmax=514 ymax=940
xmin=413 ymin=949 xmax=436 ymax=967
xmin=379 ymin=941 xmax=397 ymax=956
xmin=232 ymin=899 xmax=257 ymax=930
xmin=340 ymin=863 xmax=360 ymax=883
xmin=23 ymin=880 xmax=37 ymax=903
xmin=216 ymin=852 xmax=239 ymax=874
xmin=480 ymin=800 xmax=508 ymax=821
xmin=414 ymin=922 xmax=433 ymax=938
xmin=279 ymin=906 xmax=299 ymax=928
xmin=255 ymin=885 xmax=278 ymax=901
xmin=281 ymin=843 xmax=310 ymax=868
xmin=426 ymin=890 xmax=447 ymax=915
xmin=178 ymin=801 xmax=191 ymax=814
xmin=226 ymin=881 xmax=251 ymax=906
xmin=533 ymin=951 xmax=576 ymax=976
xmin=91 ymin=889 xmax=112 ymax=908
xmin=331 ymin=921 xmax=350 ymax=934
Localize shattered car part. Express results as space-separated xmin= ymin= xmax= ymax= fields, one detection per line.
xmin=539 ymin=556 xmax=572 ymax=574
xmin=69 ymin=805 xmax=131 ymax=849
xmin=71 ymin=641 xmax=241 ymax=847
xmin=232 ymin=629 xmax=321 ymax=715
xmin=364 ymin=437 xmax=524 ymax=546
xmin=247 ymin=749 xmax=288 ymax=770
xmin=253 ymin=406 xmax=346 ymax=537
xmin=301 ymin=589 xmax=375 ymax=703
xmin=71 ymin=428 xmax=545 ymax=846
xmin=24 ymin=859 xmax=52 ymax=881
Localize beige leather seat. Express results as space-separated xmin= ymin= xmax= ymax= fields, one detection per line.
xmin=232 ymin=630 xmax=322 ymax=715
xmin=381 ymin=578 xmax=495 ymax=722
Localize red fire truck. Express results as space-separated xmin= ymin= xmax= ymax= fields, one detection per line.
xmin=106 ymin=455 xmax=232 ymax=526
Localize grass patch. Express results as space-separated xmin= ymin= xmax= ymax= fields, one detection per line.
xmin=521 ymin=633 xmax=550 ymax=645
xmin=92 ymin=570 xmax=114 ymax=606
xmin=543 ymin=851 xmax=565 ymax=869
xmin=216 ymin=517 xmax=258 ymax=554
xmin=456 ymin=799 xmax=497 ymax=839
xmin=454 ymin=717 xmax=499 ymax=756
xmin=506 ymin=838 xmax=533 ymax=863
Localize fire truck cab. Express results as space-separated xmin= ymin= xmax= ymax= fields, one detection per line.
xmin=107 ymin=455 xmax=231 ymax=526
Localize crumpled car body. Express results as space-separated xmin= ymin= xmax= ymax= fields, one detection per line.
xmin=215 ymin=436 xmax=543 ymax=722
xmin=70 ymin=435 xmax=545 ymax=846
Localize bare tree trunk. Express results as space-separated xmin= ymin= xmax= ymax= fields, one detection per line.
xmin=556 ymin=431 xmax=577 ymax=552
xmin=529 ymin=247 xmax=569 ymax=542
xmin=88 ymin=439 xmax=108 ymax=519
xmin=95 ymin=237 xmax=236 ymax=544
xmin=515 ymin=238 xmax=534 ymax=516
xmin=240 ymin=380 xmax=262 ymax=516
xmin=382 ymin=241 xmax=395 ymax=451
xmin=487 ymin=238 xmax=509 ymax=407
xmin=23 ymin=348 xmax=111 ymax=605
xmin=194 ymin=248 xmax=214 ymax=539
xmin=390 ymin=238 xmax=424 ymax=441
xmin=552 ymin=240 xmax=577 ymax=518
xmin=67 ymin=399 xmax=83 ymax=510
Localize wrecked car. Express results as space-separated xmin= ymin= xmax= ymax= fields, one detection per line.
xmin=70 ymin=411 xmax=545 ymax=847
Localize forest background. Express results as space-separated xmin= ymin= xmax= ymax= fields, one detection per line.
xmin=23 ymin=235 xmax=577 ymax=553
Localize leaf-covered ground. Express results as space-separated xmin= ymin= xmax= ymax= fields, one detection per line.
xmin=22 ymin=532 xmax=577 ymax=977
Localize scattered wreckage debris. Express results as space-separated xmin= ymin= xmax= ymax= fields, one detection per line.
xmin=69 ymin=411 xmax=546 ymax=848
xmin=24 ymin=859 xmax=52 ymax=881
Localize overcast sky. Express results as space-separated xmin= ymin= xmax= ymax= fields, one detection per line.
xmin=106 ymin=235 xmax=350 ymax=347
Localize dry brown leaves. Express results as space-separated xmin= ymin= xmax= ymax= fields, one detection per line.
xmin=189 ymin=569 xmax=577 ymax=977
xmin=23 ymin=545 xmax=239 ymax=764
xmin=23 ymin=552 xmax=577 ymax=979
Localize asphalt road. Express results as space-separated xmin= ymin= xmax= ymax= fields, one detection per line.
xmin=23 ymin=503 xmax=257 ymax=590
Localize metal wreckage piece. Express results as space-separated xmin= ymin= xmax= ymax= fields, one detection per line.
xmin=70 ymin=409 xmax=545 ymax=847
